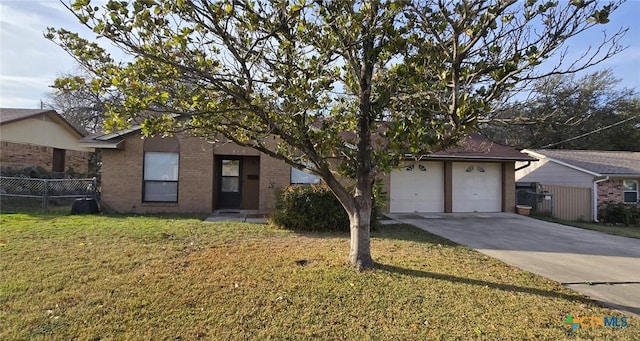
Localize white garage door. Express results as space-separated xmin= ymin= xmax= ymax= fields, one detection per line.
xmin=452 ymin=162 xmax=501 ymax=212
xmin=390 ymin=161 xmax=444 ymax=213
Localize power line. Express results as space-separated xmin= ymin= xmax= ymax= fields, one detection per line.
xmin=540 ymin=114 xmax=640 ymax=149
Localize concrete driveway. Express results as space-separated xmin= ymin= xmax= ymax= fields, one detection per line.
xmin=386 ymin=212 xmax=640 ymax=316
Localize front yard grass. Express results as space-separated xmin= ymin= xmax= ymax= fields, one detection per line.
xmin=533 ymin=215 xmax=640 ymax=239
xmin=1 ymin=213 xmax=637 ymax=340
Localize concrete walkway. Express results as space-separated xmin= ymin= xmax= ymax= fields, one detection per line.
xmin=386 ymin=212 xmax=640 ymax=316
xmin=204 ymin=210 xmax=268 ymax=224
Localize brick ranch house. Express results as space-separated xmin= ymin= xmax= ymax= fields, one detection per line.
xmin=516 ymin=149 xmax=640 ymax=222
xmin=80 ymin=127 xmax=535 ymax=214
xmin=0 ymin=108 xmax=91 ymax=176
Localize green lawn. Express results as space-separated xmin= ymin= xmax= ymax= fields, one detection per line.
xmin=533 ymin=215 xmax=640 ymax=239
xmin=1 ymin=213 xmax=637 ymax=340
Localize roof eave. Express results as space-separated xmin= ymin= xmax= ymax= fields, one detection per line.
xmin=600 ymin=173 xmax=640 ymax=178
xmin=403 ymin=153 xmax=536 ymax=162
xmin=79 ymin=139 xmax=124 ymax=149
xmin=425 ymin=155 xmax=537 ymax=161
xmin=96 ymin=125 xmax=142 ymax=140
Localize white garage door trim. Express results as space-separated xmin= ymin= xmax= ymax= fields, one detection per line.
xmin=452 ymin=162 xmax=501 ymax=212
xmin=390 ymin=161 xmax=444 ymax=213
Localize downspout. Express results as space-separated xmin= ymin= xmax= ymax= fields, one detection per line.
xmin=515 ymin=161 xmax=532 ymax=172
xmin=593 ymin=176 xmax=609 ymax=222
xmin=513 ymin=161 xmax=531 ymax=172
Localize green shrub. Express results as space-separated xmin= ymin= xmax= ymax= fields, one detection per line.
xmin=599 ymin=201 xmax=640 ymax=226
xmin=271 ymin=185 xmax=349 ymax=231
xmin=0 ymin=166 xmax=89 ymax=179
xmin=271 ymin=183 xmax=386 ymax=232
xmin=371 ymin=179 xmax=387 ymax=227
xmin=1 ymin=166 xmax=52 ymax=178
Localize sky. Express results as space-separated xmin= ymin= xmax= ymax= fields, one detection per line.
xmin=1 ymin=0 xmax=639 ymax=109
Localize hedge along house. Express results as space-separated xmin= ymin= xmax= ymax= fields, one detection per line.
xmin=0 ymin=108 xmax=92 ymax=176
xmin=83 ymin=126 xmax=535 ymax=214
xmin=516 ymin=150 xmax=640 ymax=222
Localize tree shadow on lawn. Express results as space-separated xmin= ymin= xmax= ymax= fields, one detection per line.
xmin=376 ymin=262 xmax=597 ymax=305
xmin=371 ymin=223 xmax=459 ymax=246
xmin=282 ymin=223 xmax=457 ymax=245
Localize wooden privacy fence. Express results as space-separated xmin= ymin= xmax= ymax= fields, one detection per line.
xmin=541 ymin=184 xmax=592 ymax=221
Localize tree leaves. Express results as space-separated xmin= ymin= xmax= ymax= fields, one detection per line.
xmin=47 ymin=0 xmax=628 ymax=267
xmin=482 ymin=70 xmax=640 ymax=151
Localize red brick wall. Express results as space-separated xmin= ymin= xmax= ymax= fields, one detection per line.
xmin=100 ymin=135 xmax=215 ymax=213
xmin=101 ymin=133 xmax=535 ymax=214
xmin=100 ymin=132 xmax=298 ymax=213
xmin=258 ymin=153 xmax=291 ymax=212
xmin=0 ymin=141 xmax=89 ymax=175
xmin=597 ymin=179 xmax=640 ymax=208
xmin=502 ymin=162 xmax=516 ymax=213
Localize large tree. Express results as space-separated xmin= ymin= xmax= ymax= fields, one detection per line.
xmin=48 ymin=0 xmax=626 ymax=270
xmin=482 ymin=70 xmax=640 ymax=150
xmin=46 ymin=70 xmax=124 ymax=134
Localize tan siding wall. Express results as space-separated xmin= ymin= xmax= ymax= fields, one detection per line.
xmin=0 ymin=141 xmax=89 ymax=174
xmin=0 ymin=116 xmax=90 ymax=152
xmin=542 ymin=184 xmax=592 ymax=221
xmin=516 ymin=159 xmax=593 ymax=188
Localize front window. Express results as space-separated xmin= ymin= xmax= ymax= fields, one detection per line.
xmin=623 ymin=180 xmax=638 ymax=204
xmin=291 ymin=167 xmax=320 ymax=185
xmin=143 ymin=152 xmax=179 ymax=202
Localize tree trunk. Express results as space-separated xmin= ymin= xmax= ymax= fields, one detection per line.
xmin=347 ymin=198 xmax=374 ymax=271
xmin=323 ymin=173 xmax=375 ymax=271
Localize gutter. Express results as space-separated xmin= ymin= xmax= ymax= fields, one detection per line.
xmin=593 ymin=176 xmax=609 ymax=222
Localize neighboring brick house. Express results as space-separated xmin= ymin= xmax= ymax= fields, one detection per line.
xmin=0 ymin=108 xmax=92 ymax=176
xmin=516 ymin=150 xmax=640 ymax=221
xmin=82 ymin=126 xmax=533 ymax=214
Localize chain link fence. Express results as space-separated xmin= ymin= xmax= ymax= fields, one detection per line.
xmin=516 ymin=189 xmax=554 ymax=216
xmin=0 ymin=177 xmax=98 ymax=211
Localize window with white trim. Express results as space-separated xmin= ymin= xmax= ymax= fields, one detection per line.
xmin=143 ymin=152 xmax=179 ymax=202
xmin=291 ymin=167 xmax=320 ymax=184
xmin=623 ymin=180 xmax=638 ymax=204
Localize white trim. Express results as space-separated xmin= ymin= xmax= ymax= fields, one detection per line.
xmin=522 ymin=149 xmax=602 ymax=177
xmin=403 ymin=153 xmax=534 ymax=161
xmin=79 ymin=140 xmax=123 ymax=149
xmin=96 ymin=125 xmax=141 ymax=140
xmin=427 ymin=155 xmax=533 ymax=161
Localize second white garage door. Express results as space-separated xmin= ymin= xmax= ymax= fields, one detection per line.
xmin=452 ymin=162 xmax=502 ymax=212
xmin=390 ymin=161 xmax=444 ymax=213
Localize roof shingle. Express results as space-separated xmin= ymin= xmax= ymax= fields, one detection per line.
xmin=0 ymin=108 xmax=57 ymax=124
xmin=430 ymin=133 xmax=536 ymax=161
xmin=530 ymin=149 xmax=640 ymax=175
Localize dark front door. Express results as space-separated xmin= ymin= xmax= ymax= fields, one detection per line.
xmin=217 ymin=157 xmax=242 ymax=209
